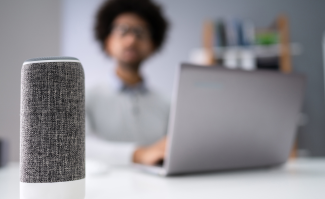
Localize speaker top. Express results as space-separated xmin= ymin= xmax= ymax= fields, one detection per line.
xmin=23 ymin=56 xmax=80 ymax=65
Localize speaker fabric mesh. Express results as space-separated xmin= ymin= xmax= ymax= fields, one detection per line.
xmin=20 ymin=61 xmax=85 ymax=183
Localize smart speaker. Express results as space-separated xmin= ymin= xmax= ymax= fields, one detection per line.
xmin=20 ymin=57 xmax=85 ymax=199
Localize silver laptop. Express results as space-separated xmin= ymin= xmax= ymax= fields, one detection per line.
xmin=134 ymin=63 xmax=305 ymax=176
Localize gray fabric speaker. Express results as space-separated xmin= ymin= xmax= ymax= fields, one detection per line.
xmin=20 ymin=56 xmax=85 ymax=199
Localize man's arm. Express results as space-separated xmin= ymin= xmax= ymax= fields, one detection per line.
xmin=85 ymin=111 xmax=136 ymax=165
xmin=86 ymin=132 xmax=136 ymax=165
xmin=87 ymin=132 xmax=166 ymax=166
xmin=86 ymin=116 xmax=167 ymax=166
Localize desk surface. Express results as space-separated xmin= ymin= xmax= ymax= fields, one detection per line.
xmin=1 ymin=158 xmax=325 ymax=199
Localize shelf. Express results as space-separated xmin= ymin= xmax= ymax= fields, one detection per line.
xmin=189 ymin=43 xmax=302 ymax=65
xmin=214 ymin=43 xmax=302 ymax=58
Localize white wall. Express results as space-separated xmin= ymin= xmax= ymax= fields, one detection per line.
xmin=0 ymin=0 xmax=60 ymax=161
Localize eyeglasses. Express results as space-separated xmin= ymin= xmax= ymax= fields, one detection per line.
xmin=110 ymin=24 xmax=151 ymax=40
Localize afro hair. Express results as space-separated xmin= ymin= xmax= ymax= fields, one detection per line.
xmin=94 ymin=0 xmax=169 ymax=51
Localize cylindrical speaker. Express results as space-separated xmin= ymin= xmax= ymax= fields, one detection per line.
xmin=20 ymin=57 xmax=85 ymax=199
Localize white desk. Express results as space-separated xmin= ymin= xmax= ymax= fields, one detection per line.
xmin=1 ymin=158 xmax=325 ymax=199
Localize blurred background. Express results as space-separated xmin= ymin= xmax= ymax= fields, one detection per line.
xmin=1 ymin=0 xmax=325 ymax=162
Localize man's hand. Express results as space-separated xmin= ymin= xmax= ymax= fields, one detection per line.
xmin=132 ymin=137 xmax=167 ymax=165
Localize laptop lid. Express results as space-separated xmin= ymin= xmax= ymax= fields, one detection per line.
xmin=164 ymin=63 xmax=305 ymax=175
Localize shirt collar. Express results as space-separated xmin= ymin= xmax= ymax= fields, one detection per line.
xmin=109 ymin=72 xmax=148 ymax=94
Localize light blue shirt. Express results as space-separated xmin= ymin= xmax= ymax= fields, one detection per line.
xmin=86 ymin=77 xmax=169 ymax=165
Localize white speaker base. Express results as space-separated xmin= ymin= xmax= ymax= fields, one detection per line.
xmin=20 ymin=178 xmax=85 ymax=199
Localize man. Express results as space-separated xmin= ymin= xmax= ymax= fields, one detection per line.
xmin=86 ymin=0 xmax=169 ymax=166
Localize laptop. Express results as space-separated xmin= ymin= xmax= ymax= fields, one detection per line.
xmin=134 ymin=63 xmax=305 ymax=176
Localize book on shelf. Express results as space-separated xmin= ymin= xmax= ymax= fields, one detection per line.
xmin=198 ymin=16 xmax=297 ymax=72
